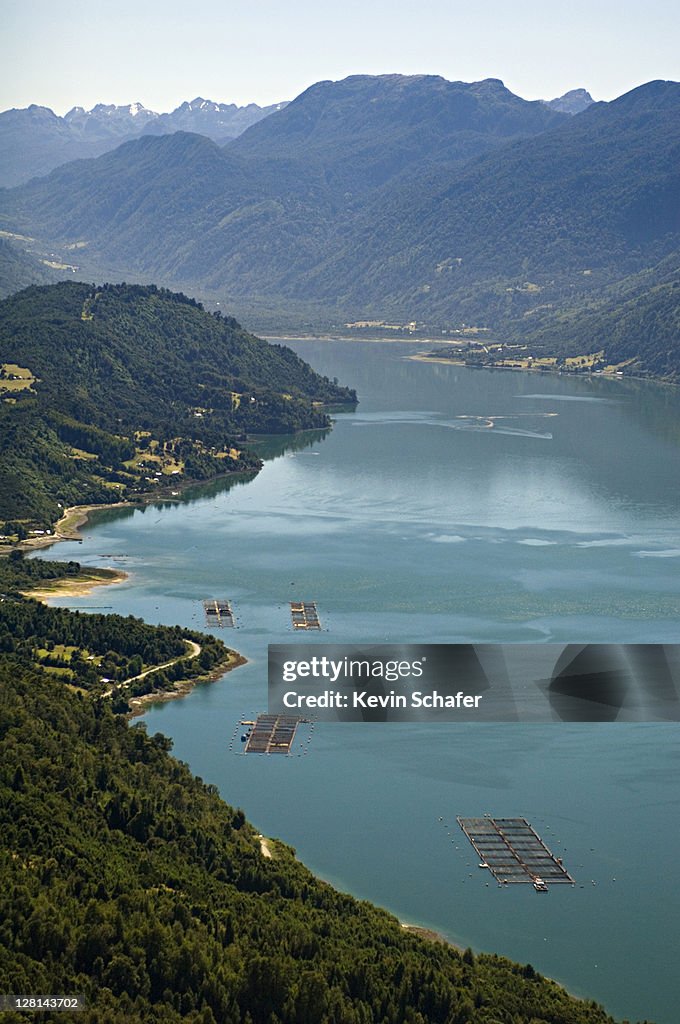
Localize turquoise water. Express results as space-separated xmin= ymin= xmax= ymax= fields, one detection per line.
xmin=40 ymin=342 xmax=680 ymax=1023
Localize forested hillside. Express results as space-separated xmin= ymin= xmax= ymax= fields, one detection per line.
xmin=0 ymin=75 xmax=568 ymax=305
xmin=0 ymin=650 xmax=626 ymax=1024
xmin=0 ymin=237 xmax=57 ymax=298
xmin=307 ymin=81 xmax=680 ymax=322
xmin=0 ymin=281 xmax=355 ymax=532
xmin=519 ymin=259 xmax=680 ymax=377
xmin=232 ymin=75 xmax=565 ymax=190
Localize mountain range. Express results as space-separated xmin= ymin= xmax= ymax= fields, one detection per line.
xmin=0 ymin=75 xmax=572 ymax=292
xmin=0 ymin=86 xmax=591 ymax=190
xmin=0 ymin=74 xmax=678 ymax=376
xmin=0 ymin=97 xmax=287 ymax=187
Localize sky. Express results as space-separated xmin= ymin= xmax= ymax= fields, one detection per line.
xmin=2 ymin=0 xmax=679 ymax=114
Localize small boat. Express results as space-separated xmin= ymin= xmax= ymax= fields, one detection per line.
xmin=533 ymin=877 xmax=548 ymax=892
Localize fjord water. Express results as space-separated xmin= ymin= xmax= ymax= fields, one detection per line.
xmin=44 ymin=342 xmax=680 ymax=1023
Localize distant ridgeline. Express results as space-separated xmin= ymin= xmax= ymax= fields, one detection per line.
xmin=1 ymin=75 xmax=679 ymax=376
xmin=0 ymin=281 xmax=355 ymax=533
xmin=0 ymin=620 xmax=625 ymax=1023
xmin=0 ymin=97 xmax=289 ymax=188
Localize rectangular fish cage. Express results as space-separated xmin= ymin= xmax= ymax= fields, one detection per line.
xmin=290 ymin=601 xmax=321 ymax=629
xmin=203 ymin=599 xmax=234 ymax=627
xmin=457 ymin=817 xmax=575 ymax=888
xmin=244 ymin=714 xmax=301 ymax=754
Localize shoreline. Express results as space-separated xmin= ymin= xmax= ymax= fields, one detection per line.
xmin=407 ymin=351 xmax=676 ymax=387
xmin=400 ymin=922 xmax=464 ymax=951
xmin=126 ymin=650 xmax=248 ymax=718
xmin=408 ymin=352 xmax=610 ymax=375
xmin=20 ymin=566 xmax=129 ymax=602
xmin=20 ymin=566 xmax=249 ymax=718
xmin=262 ymin=332 xmax=444 ymax=345
xmin=6 ymin=465 xmax=261 ymax=559
xmin=10 ymin=501 xmax=250 ymax=714
xmin=5 ymin=500 xmax=134 ymax=556
xmin=263 ymin=333 xmax=675 ymax=388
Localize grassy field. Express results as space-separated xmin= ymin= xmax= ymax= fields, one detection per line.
xmin=0 ymin=363 xmax=36 ymax=392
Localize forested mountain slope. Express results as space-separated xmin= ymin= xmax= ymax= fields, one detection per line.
xmin=231 ymin=74 xmax=566 ymax=191
xmin=0 ymin=281 xmax=354 ymax=530
xmin=0 ymin=237 xmax=58 ymax=298
xmin=518 ymin=256 xmax=680 ymax=377
xmin=0 ymin=75 xmax=568 ymax=302
xmin=306 ymin=80 xmax=680 ymax=319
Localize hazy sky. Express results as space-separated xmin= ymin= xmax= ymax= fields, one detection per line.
xmin=2 ymin=0 xmax=679 ymax=113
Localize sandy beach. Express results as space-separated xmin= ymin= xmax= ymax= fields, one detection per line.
xmin=407 ymin=352 xmax=467 ymax=366
xmin=0 ymin=500 xmax=134 ymax=561
xmin=21 ymin=566 xmax=129 ymax=602
xmin=10 ymin=502 xmax=133 ymax=602
xmin=400 ymin=923 xmax=463 ymax=950
xmin=18 ymin=501 xmax=133 ymax=552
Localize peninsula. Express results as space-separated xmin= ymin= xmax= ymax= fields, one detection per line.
xmin=0 ymin=281 xmax=356 ymax=542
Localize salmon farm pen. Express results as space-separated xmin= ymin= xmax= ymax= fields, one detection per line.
xmin=243 ymin=714 xmax=302 ymax=754
xmin=290 ymin=601 xmax=321 ymax=629
xmin=203 ymin=599 xmax=234 ymax=627
xmin=457 ymin=817 xmax=575 ymax=890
